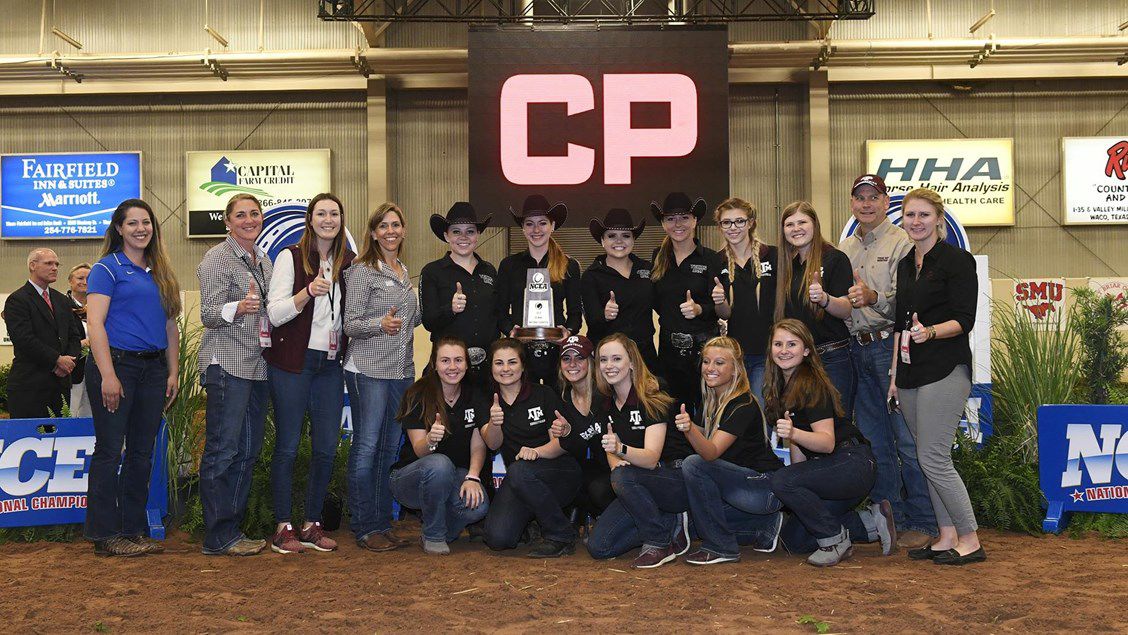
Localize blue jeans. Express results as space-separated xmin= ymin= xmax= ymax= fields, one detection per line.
xmin=484 ymin=456 xmax=582 ymax=548
xmin=743 ymin=354 xmax=766 ymax=407
xmin=391 ymin=454 xmax=489 ymax=542
xmin=770 ymin=443 xmax=875 ymax=548
xmin=83 ymin=352 xmax=168 ymax=540
xmin=681 ymin=455 xmax=782 ymax=557
xmin=607 ymin=463 xmax=688 ymax=549
xmin=587 ymin=481 xmax=772 ymax=559
xmin=819 ymin=344 xmax=856 ymax=421
xmin=344 ymin=371 xmax=411 ymax=541
xmin=268 ymin=350 xmax=344 ymax=524
xmin=200 ymin=364 xmax=268 ymax=552
xmin=851 ymin=337 xmax=937 ymax=536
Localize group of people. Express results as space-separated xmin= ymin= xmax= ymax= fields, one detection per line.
xmin=3 ymin=172 xmax=985 ymax=568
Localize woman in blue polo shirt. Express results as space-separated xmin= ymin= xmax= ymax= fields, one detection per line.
xmin=84 ymin=198 xmax=182 ymax=557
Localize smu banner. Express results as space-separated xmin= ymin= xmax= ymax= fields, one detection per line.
xmin=469 ymin=26 xmax=729 ymax=225
xmin=1039 ymin=405 xmax=1128 ymax=532
xmin=866 ymin=138 xmax=1014 ymax=226
xmin=1061 ymin=136 xmax=1128 ymax=225
xmin=0 ymin=151 xmax=142 ymax=239
xmin=186 ymin=149 xmax=331 ymax=238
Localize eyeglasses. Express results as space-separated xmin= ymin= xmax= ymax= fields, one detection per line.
xmin=718 ymin=218 xmax=749 ymax=230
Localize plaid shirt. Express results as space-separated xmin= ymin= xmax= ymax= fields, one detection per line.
xmin=197 ymin=236 xmax=273 ymax=381
xmin=343 ymin=259 xmax=420 ymax=380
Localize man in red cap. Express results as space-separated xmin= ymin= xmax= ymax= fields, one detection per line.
xmin=840 ymin=174 xmax=937 ymax=550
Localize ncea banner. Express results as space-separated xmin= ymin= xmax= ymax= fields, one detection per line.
xmin=866 ymin=138 xmax=1014 ymax=226
xmin=0 ymin=152 xmax=142 ymax=239
xmin=186 ymin=149 xmax=331 ymax=238
xmin=1061 ymin=136 xmax=1128 ymax=225
xmin=1039 ymin=405 xmax=1128 ymax=532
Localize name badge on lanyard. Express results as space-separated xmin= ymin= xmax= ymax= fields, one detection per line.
xmin=899 ymin=317 xmax=912 ymax=365
xmin=259 ymin=315 xmax=272 ymax=348
xmin=324 ymin=262 xmax=339 ymax=359
xmin=327 ymin=329 xmax=339 ymax=360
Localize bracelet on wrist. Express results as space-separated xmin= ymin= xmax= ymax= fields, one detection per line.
xmin=464 ymin=475 xmax=481 ymax=483
xmin=927 ymin=325 xmax=937 ymax=340
xmin=821 ymin=296 xmax=831 ymax=309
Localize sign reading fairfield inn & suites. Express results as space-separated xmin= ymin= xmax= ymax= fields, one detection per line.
xmin=1 ymin=151 xmax=142 ymax=239
xmin=866 ymin=138 xmax=1014 ymax=226
xmin=186 ymin=149 xmax=331 ymax=238
xmin=1061 ymin=136 xmax=1128 ymax=225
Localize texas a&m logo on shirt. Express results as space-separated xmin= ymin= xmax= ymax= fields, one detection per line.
xmin=527 ymin=407 xmax=545 ymax=425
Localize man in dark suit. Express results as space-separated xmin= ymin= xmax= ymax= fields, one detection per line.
xmin=3 ymin=248 xmax=85 ymax=418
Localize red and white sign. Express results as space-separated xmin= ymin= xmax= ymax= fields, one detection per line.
xmin=1061 ymin=136 xmax=1128 ymax=225
xmin=1013 ymin=278 xmax=1066 ymax=330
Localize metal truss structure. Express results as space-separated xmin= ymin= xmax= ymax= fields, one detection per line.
xmin=317 ymin=0 xmax=874 ymax=25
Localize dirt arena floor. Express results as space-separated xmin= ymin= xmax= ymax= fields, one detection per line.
xmin=1 ymin=520 xmax=1124 ymax=633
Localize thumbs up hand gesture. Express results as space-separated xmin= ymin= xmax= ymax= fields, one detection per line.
xmin=549 ymin=410 xmax=571 ymax=439
xmin=808 ymin=270 xmax=826 ymax=307
xmin=604 ymin=290 xmax=619 ymax=321
xmin=675 ymin=403 xmax=693 ymax=433
xmin=237 ymin=277 xmax=261 ymax=316
xmin=451 ymin=282 xmax=467 ymax=314
xmin=308 ymin=267 xmax=332 ymax=297
xmin=381 ymin=305 xmax=402 ymax=335
xmin=427 ymin=413 xmax=446 ymax=446
xmin=775 ymin=411 xmax=795 ymax=440
xmin=601 ymin=422 xmax=622 ymax=455
xmin=909 ymin=312 xmax=933 ymax=344
xmin=680 ymin=290 xmax=702 ymax=319
xmin=489 ymin=393 xmax=504 ymax=427
xmin=847 ymin=268 xmax=873 ymax=308
xmin=711 ymin=277 xmax=727 ymax=306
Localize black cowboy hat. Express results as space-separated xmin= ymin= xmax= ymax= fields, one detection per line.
xmin=430 ymin=202 xmax=491 ymax=241
xmin=650 ymin=192 xmax=707 ymax=222
xmin=509 ymin=194 xmax=567 ymax=227
xmin=589 ymin=208 xmax=646 ymax=243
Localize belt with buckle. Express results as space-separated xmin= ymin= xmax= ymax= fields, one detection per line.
xmin=669 ymin=331 xmax=713 ymax=350
xmin=111 ymin=347 xmax=165 ymax=360
xmin=815 ymin=339 xmax=850 ymax=355
xmin=854 ymin=328 xmax=892 ymax=346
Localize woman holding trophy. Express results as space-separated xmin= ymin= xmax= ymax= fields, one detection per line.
xmin=495 ymin=194 xmax=583 ymax=389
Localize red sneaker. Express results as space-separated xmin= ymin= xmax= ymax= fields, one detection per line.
xmin=271 ymin=524 xmax=305 ymax=554
xmin=299 ymin=522 xmax=338 ymax=552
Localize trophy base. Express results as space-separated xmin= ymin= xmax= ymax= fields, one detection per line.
xmin=513 ymin=326 xmax=565 ymax=343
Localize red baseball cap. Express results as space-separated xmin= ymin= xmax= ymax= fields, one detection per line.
xmin=560 ymin=335 xmax=594 ymax=359
xmin=851 ymin=174 xmax=888 ymax=196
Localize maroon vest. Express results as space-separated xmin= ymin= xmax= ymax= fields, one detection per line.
xmin=264 ymin=245 xmax=355 ymax=373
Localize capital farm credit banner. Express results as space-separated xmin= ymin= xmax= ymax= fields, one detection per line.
xmin=186 ymin=149 xmax=331 ymax=238
xmin=0 ymin=152 xmax=142 ymax=239
xmin=866 ymin=138 xmax=1014 ymax=226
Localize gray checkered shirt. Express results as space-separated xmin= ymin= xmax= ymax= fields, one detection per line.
xmin=343 ymin=259 xmax=420 ymax=380
xmin=197 ymin=236 xmax=274 ymax=381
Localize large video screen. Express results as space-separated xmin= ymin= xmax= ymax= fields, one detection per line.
xmin=1 ymin=152 xmax=142 ymax=239
xmin=469 ymin=26 xmax=729 ymax=225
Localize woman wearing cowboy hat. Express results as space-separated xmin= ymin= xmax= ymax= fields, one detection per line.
xmin=581 ymin=208 xmax=658 ymax=370
xmin=649 ymin=192 xmax=730 ymax=419
xmin=495 ymin=194 xmax=582 ymax=389
xmin=420 ymin=202 xmax=500 ymax=388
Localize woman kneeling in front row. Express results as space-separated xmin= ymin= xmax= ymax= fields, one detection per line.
xmin=481 ymin=338 xmax=582 ymax=557
xmin=680 ymin=336 xmax=786 ymax=565
xmin=766 ymin=319 xmax=897 ymax=567
xmin=390 ymin=337 xmax=490 ymax=555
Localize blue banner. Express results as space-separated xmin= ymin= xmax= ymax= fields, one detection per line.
xmin=1 ymin=152 xmax=142 ymax=239
xmin=0 ymin=418 xmax=168 ymax=538
xmin=1038 ymin=405 xmax=1128 ymax=532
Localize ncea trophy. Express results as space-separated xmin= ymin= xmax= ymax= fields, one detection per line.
xmin=514 ymin=268 xmax=564 ymax=342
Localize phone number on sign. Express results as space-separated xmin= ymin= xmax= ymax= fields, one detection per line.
xmin=40 ymin=225 xmax=102 ymax=236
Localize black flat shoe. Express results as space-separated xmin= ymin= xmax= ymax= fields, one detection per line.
xmin=934 ymin=546 xmax=987 ymax=566
xmin=908 ymin=545 xmax=952 ymax=560
xmin=527 ymin=539 xmax=575 ymax=559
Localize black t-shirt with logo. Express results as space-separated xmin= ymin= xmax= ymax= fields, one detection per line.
xmin=598 ymin=387 xmax=668 ymax=452
xmin=394 ymin=388 xmax=491 ymax=471
xmin=783 ymin=247 xmax=852 ymax=346
xmin=496 ymin=382 xmax=567 ymax=465
xmin=789 ymin=394 xmax=865 ymax=460
xmin=713 ymin=393 xmax=784 ymax=472
xmin=728 ymin=244 xmax=779 ymax=358
xmin=558 ymin=389 xmax=610 ymax=474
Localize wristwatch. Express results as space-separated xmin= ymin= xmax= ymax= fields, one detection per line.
xmin=617 ymin=443 xmax=628 ymax=458
xmin=427 ymin=442 xmax=438 ymax=452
